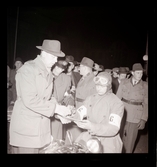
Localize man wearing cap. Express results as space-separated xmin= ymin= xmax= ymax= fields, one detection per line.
xmin=116 ymin=63 xmax=148 ymax=153
xmin=73 ymin=72 xmax=124 ymax=153
xmin=9 ymin=40 xmax=71 ymax=153
xmin=65 ymin=57 xmax=97 ymax=143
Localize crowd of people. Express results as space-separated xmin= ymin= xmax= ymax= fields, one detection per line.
xmin=7 ymin=39 xmax=148 ymax=153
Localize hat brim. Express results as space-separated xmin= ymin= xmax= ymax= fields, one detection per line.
xmin=93 ymin=67 xmax=103 ymax=71
xmin=36 ymin=46 xmax=65 ymax=57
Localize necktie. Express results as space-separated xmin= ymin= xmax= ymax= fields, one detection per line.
xmin=134 ymin=81 xmax=137 ymax=85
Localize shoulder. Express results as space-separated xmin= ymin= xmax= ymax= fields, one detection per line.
xmin=141 ymin=80 xmax=148 ymax=89
xmin=17 ymin=60 xmax=36 ymax=74
xmin=57 ymin=73 xmax=71 ymax=82
xmin=110 ymin=93 xmax=122 ymax=102
xmin=121 ymin=78 xmax=130 ymax=84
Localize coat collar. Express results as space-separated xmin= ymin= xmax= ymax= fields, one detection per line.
xmin=34 ymin=55 xmax=54 ymax=86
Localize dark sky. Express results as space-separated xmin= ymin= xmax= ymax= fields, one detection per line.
xmin=7 ymin=6 xmax=152 ymax=69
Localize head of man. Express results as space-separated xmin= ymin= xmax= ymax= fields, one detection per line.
xmin=14 ymin=57 xmax=24 ymax=71
xmin=112 ymin=67 xmax=119 ymax=78
xmin=93 ymin=63 xmax=103 ymax=76
xmin=118 ymin=67 xmax=128 ymax=81
xmin=93 ymin=72 xmax=112 ymax=95
xmin=36 ymin=40 xmax=65 ymax=71
xmin=52 ymin=60 xmax=68 ymax=77
xmin=65 ymin=55 xmax=76 ymax=73
xmin=79 ymin=57 xmax=94 ymax=76
xmin=131 ymin=63 xmax=144 ymax=81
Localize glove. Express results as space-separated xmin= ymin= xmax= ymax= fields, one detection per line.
xmin=137 ymin=119 xmax=146 ymax=130
xmin=54 ymin=104 xmax=71 ymax=117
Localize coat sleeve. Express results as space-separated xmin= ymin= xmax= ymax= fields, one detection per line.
xmin=141 ymin=82 xmax=148 ymax=121
xmin=116 ymin=81 xmax=123 ymax=99
xmin=89 ymin=100 xmax=124 ymax=137
xmin=16 ymin=67 xmax=57 ymax=118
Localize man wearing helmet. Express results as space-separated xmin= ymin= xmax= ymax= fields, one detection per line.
xmin=71 ymin=72 xmax=124 ymax=153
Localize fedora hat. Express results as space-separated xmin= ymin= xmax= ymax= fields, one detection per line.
xmin=36 ymin=40 xmax=65 ymax=57
xmin=132 ymin=63 xmax=144 ymax=71
xmin=80 ymin=57 xmax=94 ymax=68
xmin=93 ymin=63 xmax=103 ymax=71
xmin=119 ymin=67 xmax=128 ymax=74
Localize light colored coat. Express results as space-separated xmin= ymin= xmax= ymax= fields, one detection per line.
xmin=116 ymin=77 xmax=148 ymax=123
xmin=10 ymin=56 xmax=57 ymax=148
xmin=76 ymin=90 xmax=124 ymax=153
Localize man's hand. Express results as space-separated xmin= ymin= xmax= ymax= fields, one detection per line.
xmin=55 ymin=104 xmax=71 ymax=117
xmin=74 ymin=120 xmax=95 ymax=130
xmin=137 ymin=119 xmax=146 ymax=130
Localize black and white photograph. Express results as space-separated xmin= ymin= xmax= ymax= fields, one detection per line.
xmin=7 ymin=6 xmax=155 ymax=157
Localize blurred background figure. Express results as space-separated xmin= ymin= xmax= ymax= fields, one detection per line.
xmin=9 ymin=57 xmax=24 ymax=104
xmin=93 ymin=63 xmax=104 ymax=76
xmin=104 ymin=69 xmax=112 ymax=75
xmin=7 ymin=65 xmax=13 ymax=154
xmin=112 ymin=67 xmax=128 ymax=94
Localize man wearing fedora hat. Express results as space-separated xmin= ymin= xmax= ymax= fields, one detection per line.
xmin=116 ymin=63 xmax=148 ymax=153
xmin=112 ymin=67 xmax=128 ymax=94
xmin=64 ymin=57 xmax=97 ymax=144
xmin=93 ymin=63 xmax=104 ymax=76
xmin=9 ymin=40 xmax=71 ymax=153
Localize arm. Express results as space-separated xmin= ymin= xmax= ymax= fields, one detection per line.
xmin=16 ymin=67 xmax=70 ymax=118
xmin=141 ymin=82 xmax=148 ymax=121
xmin=116 ymin=81 xmax=123 ymax=99
xmin=89 ymin=101 xmax=124 ymax=137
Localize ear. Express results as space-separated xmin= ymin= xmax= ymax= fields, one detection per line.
xmin=131 ymin=71 xmax=134 ymax=75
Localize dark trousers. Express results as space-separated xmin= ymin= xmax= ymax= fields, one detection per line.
xmin=122 ymin=121 xmax=138 ymax=153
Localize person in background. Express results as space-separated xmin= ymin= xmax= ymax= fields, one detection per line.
xmin=104 ymin=69 xmax=112 ymax=75
xmin=73 ymin=61 xmax=80 ymax=73
xmin=9 ymin=57 xmax=24 ymax=104
xmin=112 ymin=67 xmax=128 ymax=94
xmin=93 ymin=63 xmax=104 ymax=76
xmin=73 ymin=72 xmax=124 ymax=153
xmin=51 ymin=60 xmax=71 ymax=140
xmin=125 ymin=67 xmax=131 ymax=79
xmin=65 ymin=57 xmax=97 ymax=144
xmin=9 ymin=40 xmax=71 ymax=153
xmin=7 ymin=65 xmax=13 ymax=154
xmin=112 ymin=67 xmax=119 ymax=79
xmin=65 ymin=55 xmax=81 ymax=92
xmin=116 ymin=63 xmax=148 ymax=153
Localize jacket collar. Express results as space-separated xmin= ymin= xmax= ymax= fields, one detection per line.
xmin=34 ymin=55 xmax=50 ymax=77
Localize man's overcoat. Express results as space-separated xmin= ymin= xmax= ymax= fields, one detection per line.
xmin=10 ymin=56 xmax=57 ymax=148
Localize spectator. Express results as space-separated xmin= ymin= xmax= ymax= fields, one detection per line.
xmin=9 ymin=57 xmax=24 ymax=104
xmin=116 ymin=63 xmax=148 ymax=153
xmin=112 ymin=67 xmax=128 ymax=94
xmin=65 ymin=57 xmax=97 ymax=144
xmin=51 ymin=60 xmax=71 ymax=140
xmin=93 ymin=63 xmax=104 ymax=76
xmin=104 ymin=69 xmax=112 ymax=75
